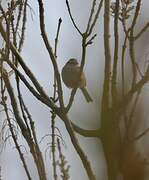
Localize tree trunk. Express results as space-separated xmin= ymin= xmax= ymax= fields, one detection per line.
xmin=100 ymin=110 xmax=122 ymax=180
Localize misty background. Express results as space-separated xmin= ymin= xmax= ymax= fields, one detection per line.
xmin=0 ymin=0 xmax=149 ymax=179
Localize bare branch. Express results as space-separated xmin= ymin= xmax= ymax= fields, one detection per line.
xmin=4 ymin=58 xmax=58 ymax=111
xmin=0 ymin=0 xmax=22 ymax=20
xmin=116 ymin=65 xmax=149 ymax=115
xmin=135 ymin=22 xmax=149 ymax=40
xmin=1 ymin=90 xmax=32 ymax=180
xmin=112 ymin=0 xmax=120 ymax=105
xmin=62 ymin=115 xmax=96 ymax=180
xmin=0 ymin=20 xmax=58 ymax=109
xmin=2 ymin=69 xmax=47 ymax=180
xmin=87 ymin=0 xmax=104 ymax=36
xmin=66 ymin=88 xmax=77 ymax=112
xmin=53 ymin=18 xmax=62 ymax=101
xmin=131 ymin=127 xmax=149 ymax=142
xmin=65 ymin=0 xmax=82 ymax=35
xmin=54 ymin=18 xmax=62 ymax=58
xmin=37 ymin=0 xmax=64 ymax=108
xmin=86 ymin=0 xmax=97 ymax=33
xmin=129 ymin=0 xmax=142 ymax=86
xmin=72 ymin=122 xmax=101 ymax=138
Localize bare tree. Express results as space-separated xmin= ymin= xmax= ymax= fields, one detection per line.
xmin=0 ymin=0 xmax=149 ymax=180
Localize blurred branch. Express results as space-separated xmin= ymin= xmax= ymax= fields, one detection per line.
xmin=130 ymin=0 xmax=142 ymax=31
xmin=51 ymin=113 xmax=58 ymax=180
xmin=85 ymin=34 xmax=97 ymax=46
xmin=116 ymin=65 xmax=149 ymax=115
xmin=121 ymin=34 xmax=128 ymax=97
xmin=72 ymin=122 xmax=101 ymax=138
xmin=124 ymin=90 xmax=141 ymax=140
xmin=101 ymin=0 xmax=111 ymax=115
xmin=131 ymin=127 xmax=149 ymax=142
xmin=0 ymin=167 xmax=1 ymax=180
xmin=112 ymin=0 xmax=120 ymax=105
xmin=18 ymin=0 xmax=28 ymax=52
xmin=87 ymin=0 xmax=103 ymax=36
xmin=129 ymin=0 xmax=142 ymax=87
xmin=135 ymin=22 xmax=149 ymax=40
xmin=0 ymin=0 xmax=22 ymax=20
xmin=15 ymin=1 xmax=24 ymax=35
xmin=86 ymin=0 xmax=97 ymax=33
xmin=57 ymin=138 xmax=70 ymax=180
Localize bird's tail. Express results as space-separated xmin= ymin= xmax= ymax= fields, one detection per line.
xmin=80 ymin=87 xmax=93 ymax=103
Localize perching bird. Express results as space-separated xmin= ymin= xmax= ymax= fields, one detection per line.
xmin=61 ymin=58 xmax=93 ymax=102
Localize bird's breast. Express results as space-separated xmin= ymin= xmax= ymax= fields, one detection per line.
xmin=62 ymin=65 xmax=86 ymax=88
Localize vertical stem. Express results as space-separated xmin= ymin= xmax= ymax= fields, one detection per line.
xmin=129 ymin=0 xmax=142 ymax=87
xmin=112 ymin=0 xmax=119 ymax=105
xmin=121 ymin=35 xmax=128 ymax=97
xmin=51 ymin=113 xmax=58 ymax=180
xmin=129 ymin=33 xmax=136 ymax=87
xmin=102 ymin=0 xmax=111 ymax=115
xmin=101 ymin=1 xmax=121 ymax=180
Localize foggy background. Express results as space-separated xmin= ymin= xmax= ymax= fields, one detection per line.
xmin=0 ymin=0 xmax=149 ymax=179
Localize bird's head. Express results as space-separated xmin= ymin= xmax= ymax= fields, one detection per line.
xmin=66 ymin=58 xmax=79 ymax=66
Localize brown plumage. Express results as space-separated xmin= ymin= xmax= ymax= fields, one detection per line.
xmin=62 ymin=58 xmax=93 ymax=102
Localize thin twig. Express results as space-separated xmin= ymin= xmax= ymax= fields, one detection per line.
xmin=0 ymin=20 xmax=58 ymax=110
xmin=63 ymin=115 xmax=96 ymax=180
xmin=65 ymin=0 xmax=82 ymax=35
xmin=2 ymin=69 xmax=47 ymax=180
xmin=112 ymin=0 xmax=120 ymax=105
xmin=116 ymin=65 xmax=149 ymax=116
xmin=66 ymin=88 xmax=77 ymax=112
xmin=53 ymin=18 xmax=62 ymax=100
xmin=126 ymin=90 xmax=141 ymax=140
xmin=51 ymin=113 xmax=58 ymax=180
xmin=86 ymin=0 xmax=97 ymax=33
xmin=1 ymin=87 xmax=32 ymax=180
xmin=18 ymin=0 xmax=28 ymax=52
xmin=129 ymin=0 xmax=142 ymax=87
xmin=57 ymin=138 xmax=70 ymax=180
xmin=87 ymin=0 xmax=104 ymax=36
xmin=131 ymin=127 xmax=149 ymax=142
xmin=0 ymin=0 xmax=22 ymax=20
xmin=121 ymin=35 xmax=128 ymax=97
xmin=135 ymin=22 xmax=149 ymax=40
xmin=15 ymin=1 xmax=24 ymax=35
xmin=4 ymin=58 xmax=58 ymax=111
xmin=37 ymin=0 xmax=64 ymax=109
xmin=54 ymin=18 xmax=62 ymax=58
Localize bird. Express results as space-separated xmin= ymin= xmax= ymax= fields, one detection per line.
xmin=61 ymin=58 xmax=93 ymax=102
